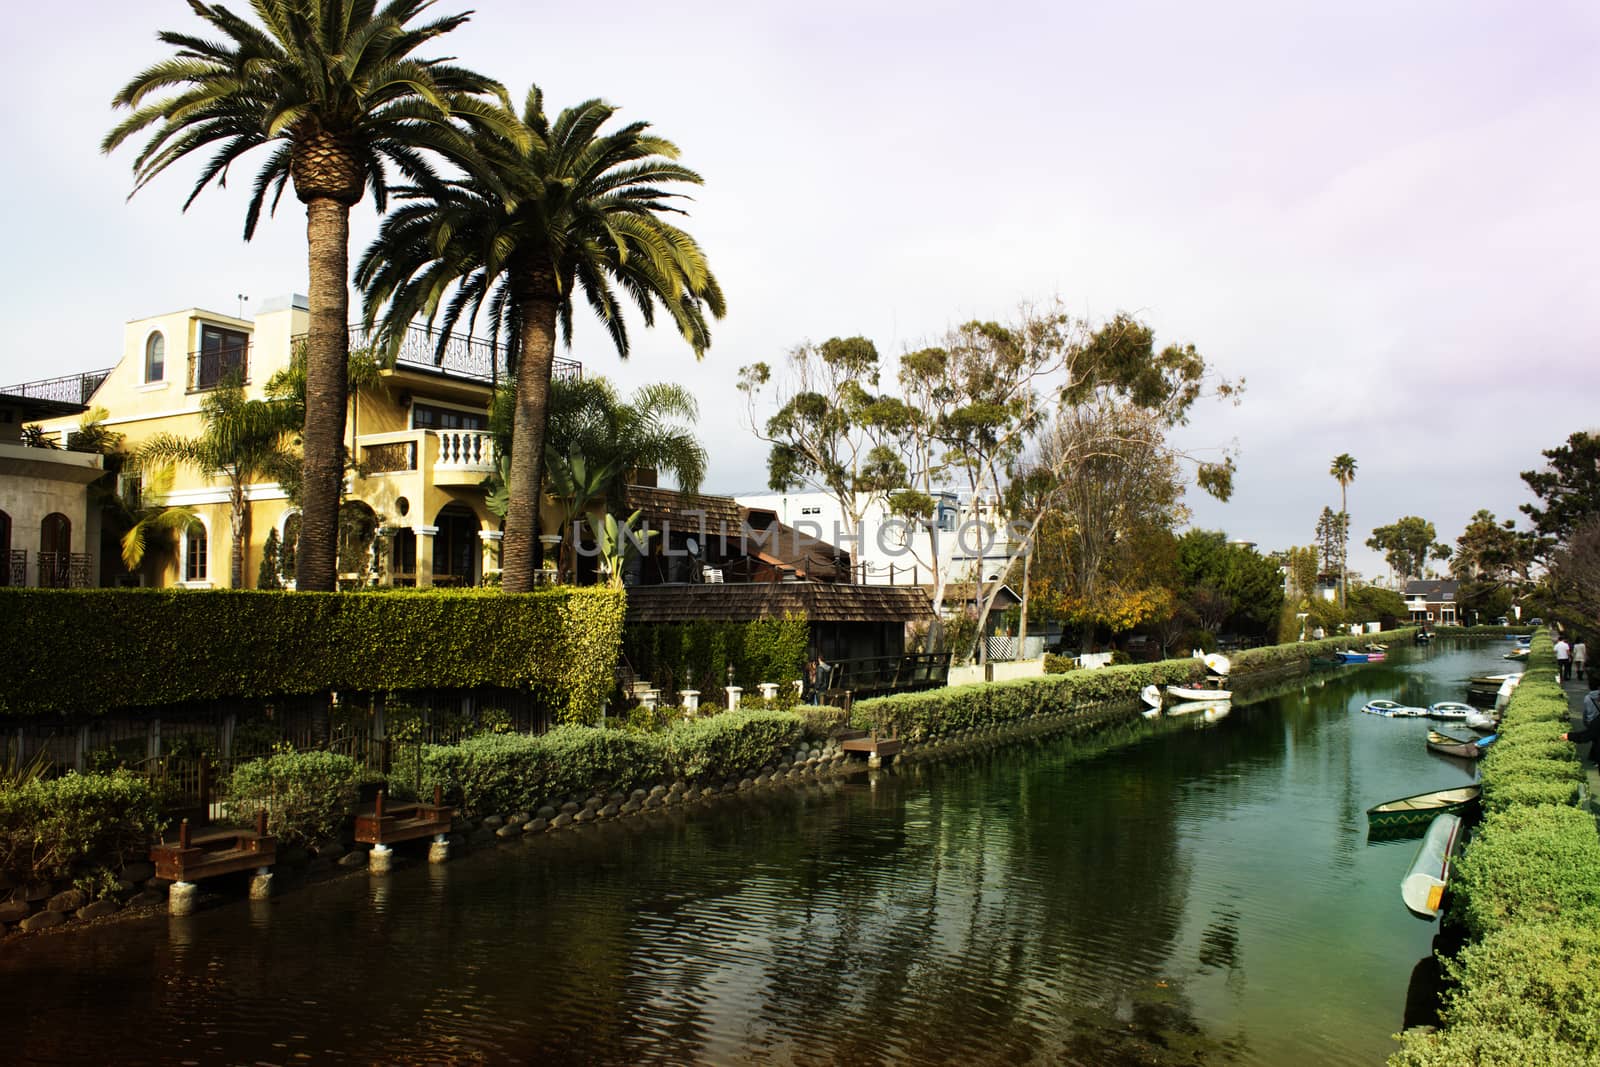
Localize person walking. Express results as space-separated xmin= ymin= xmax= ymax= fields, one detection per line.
xmin=1575 ymin=638 xmax=1588 ymax=680
xmin=1555 ymin=636 xmax=1573 ymax=682
xmin=1560 ymin=676 xmax=1600 ymax=765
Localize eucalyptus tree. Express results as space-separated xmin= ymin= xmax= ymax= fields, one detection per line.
xmin=103 ymin=0 xmax=508 ymax=591
xmin=357 ymin=87 xmax=724 ymax=591
xmin=1329 ymin=453 xmax=1357 ymax=605
xmin=134 ymin=380 xmax=301 ymax=588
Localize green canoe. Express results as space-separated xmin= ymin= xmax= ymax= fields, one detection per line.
xmin=1368 ymin=785 xmax=1481 ymax=836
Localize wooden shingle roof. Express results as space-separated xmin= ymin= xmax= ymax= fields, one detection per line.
xmin=625 ymin=582 xmax=935 ymax=624
xmin=623 ymin=485 xmax=742 ymax=533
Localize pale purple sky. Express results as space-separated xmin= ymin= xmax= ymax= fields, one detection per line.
xmin=3 ymin=0 xmax=1597 ymax=579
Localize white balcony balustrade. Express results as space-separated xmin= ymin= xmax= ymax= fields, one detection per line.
xmin=433 ymin=430 xmax=496 ymax=474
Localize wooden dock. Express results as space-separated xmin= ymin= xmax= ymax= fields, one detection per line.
xmin=354 ymin=788 xmax=453 ymax=848
xmin=838 ymin=730 xmax=903 ymax=763
xmin=151 ymin=812 xmax=276 ymax=883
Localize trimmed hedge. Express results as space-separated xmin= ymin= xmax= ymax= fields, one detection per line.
xmin=852 ymin=659 xmax=1204 ymax=740
xmin=415 ymin=710 xmax=804 ymax=819
xmin=622 ymin=616 xmax=808 ymax=702
xmin=1391 ymin=632 xmax=1600 ymax=1064
xmin=0 ymin=587 xmax=626 ymax=724
xmin=226 ymin=751 xmax=363 ymax=847
xmin=0 ymin=771 xmax=165 ymax=884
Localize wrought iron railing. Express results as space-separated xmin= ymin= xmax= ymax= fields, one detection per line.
xmin=363 ymin=440 xmax=417 ymax=473
xmin=821 ymin=652 xmax=952 ymax=699
xmin=6 ymin=550 xmax=24 ymax=587
xmin=300 ymin=323 xmax=582 ymax=386
xmin=0 ymin=369 xmax=112 ymax=405
xmin=188 ymin=344 xmax=249 ymax=392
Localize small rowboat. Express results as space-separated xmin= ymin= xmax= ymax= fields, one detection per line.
xmin=1366 ymin=643 xmax=1389 ymax=652
xmin=1505 ymin=648 xmax=1530 ymax=660
xmin=1362 ymin=699 xmax=1428 ymax=717
xmin=1428 ymin=701 xmax=1476 ymax=722
xmin=1468 ymin=672 xmax=1520 ymax=687
xmin=1464 ymin=709 xmax=1499 ymax=732
xmin=1402 ymin=813 xmax=1466 ymax=919
xmin=1166 ymin=684 xmax=1233 ymax=701
xmin=1368 ymin=784 xmax=1480 ymax=832
xmin=1427 ymin=730 xmax=1496 ymax=759
xmin=1336 ymin=651 xmax=1371 ymax=663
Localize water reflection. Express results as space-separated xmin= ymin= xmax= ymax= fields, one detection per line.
xmin=2 ymin=639 xmax=1511 ymax=1066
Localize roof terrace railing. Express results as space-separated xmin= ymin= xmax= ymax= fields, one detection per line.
xmin=0 ymin=369 xmax=113 ymax=405
xmin=292 ymin=324 xmax=581 ymax=387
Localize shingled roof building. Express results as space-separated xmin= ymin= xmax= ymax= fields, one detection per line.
xmin=1403 ymin=579 xmax=1460 ymax=625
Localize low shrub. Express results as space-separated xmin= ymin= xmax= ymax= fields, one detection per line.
xmin=226 ymin=752 xmax=362 ymax=847
xmin=0 ymin=771 xmax=165 ymax=884
xmin=665 ymin=710 xmax=802 ymax=782
xmin=1451 ymin=801 xmax=1600 ymax=939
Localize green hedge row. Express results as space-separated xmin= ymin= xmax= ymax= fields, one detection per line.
xmin=0 ymin=587 xmax=626 ymax=724
xmin=0 ymin=771 xmax=165 ymax=885
xmin=1392 ymin=633 xmax=1600 ymax=1065
xmin=851 ymin=659 xmax=1205 ymax=741
xmin=413 ymin=710 xmax=805 ymax=819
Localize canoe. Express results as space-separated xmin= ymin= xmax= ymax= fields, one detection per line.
xmin=1401 ymin=813 xmax=1466 ymax=919
xmin=1428 ymin=702 xmax=1476 ymax=721
xmin=1368 ymin=784 xmax=1481 ymax=832
xmin=1427 ymin=730 xmax=1494 ymax=759
xmin=1166 ymin=685 xmax=1233 ymax=701
xmin=1362 ymin=699 xmax=1428 ymax=717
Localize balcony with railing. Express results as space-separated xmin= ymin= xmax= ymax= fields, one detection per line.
xmin=0 ymin=369 xmax=112 ymax=405
xmin=358 ymin=428 xmax=498 ymax=486
xmin=188 ymin=342 xmax=249 ymax=392
xmin=301 ymin=323 xmax=581 ymax=387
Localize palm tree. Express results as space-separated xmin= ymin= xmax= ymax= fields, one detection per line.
xmin=116 ymin=466 xmax=201 ymax=575
xmin=1330 ymin=453 xmax=1358 ymax=606
xmin=356 ymin=86 xmax=725 ymax=591
xmin=103 ymin=0 xmax=508 ymax=591
xmin=135 ymin=380 xmax=301 ymax=588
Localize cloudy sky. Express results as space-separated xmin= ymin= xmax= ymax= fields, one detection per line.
xmin=3 ymin=0 xmax=1596 ymax=579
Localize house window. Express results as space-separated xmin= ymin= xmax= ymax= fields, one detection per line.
xmin=412 ymin=403 xmax=487 ymax=431
xmin=145 ymin=332 xmax=165 ymax=382
xmin=196 ymin=325 xmax=248 ymax=389
xmin=184 ymin=524 xmax=208 ymax=583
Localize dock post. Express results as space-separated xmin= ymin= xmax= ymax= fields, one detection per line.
xmin=249 ymin=867 xmax=273 ymax=900
xmin=369 ymin=844 xmax=393 ymax=874
xmin=168 ymin=881 xmax=198 ymax=916
xmin=428 ymin=834 xmax=450 ymax=864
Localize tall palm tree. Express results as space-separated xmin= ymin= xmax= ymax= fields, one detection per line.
xmin=1330 ymin=453 xmax=1358 ymax=606
xmin=356 ymin=86 xmax=725 ymax=591
xmin=103 ymin=0 xmax=508 ymax=591
xmin=136 ymin=380 xmax=301 ymax=588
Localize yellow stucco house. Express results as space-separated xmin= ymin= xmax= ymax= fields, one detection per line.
xmin=15 ymin=294 xmax=578 ymax=589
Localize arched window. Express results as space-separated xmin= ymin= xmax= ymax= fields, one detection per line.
xmin=0 ymin=509 xmax=12 ymax=587
xmin=182 ymin=521 xmax=208 ymax=584
xmin=145 ymin=332 xmax=165 ymax=382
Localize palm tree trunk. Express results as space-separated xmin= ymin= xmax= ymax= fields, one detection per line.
xmin=1339 ymin=483 xmax=1348 ymax=607
xmin=230 ymin=479 xmax=247 ymax=590
xmin=296 ymin=197 xmax=351 ymax=592
xmin=504 ymin=286 xmax=560 ymax=593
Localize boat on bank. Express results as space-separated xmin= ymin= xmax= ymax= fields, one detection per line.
xmin=1368 ymin=785 xmax=1480 ymax=834
xmin=1362 ymin=699 xmax=1428 ymax=718
xmin=1427 ymin=730 xmax=1495 ymax=759
xmin=1401 ymin=812 xmax=1467 ymax=919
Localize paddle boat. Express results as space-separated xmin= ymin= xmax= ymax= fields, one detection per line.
xmin=1361 ymin=699 xmax=1428 ymax=718
xmin=1427 ymin=730 xmax=1496 ymax=759
xmin=1368 ymin=785 xmax=1481 ymax=834
xmin=1401 ymin=813 xmax=1466 ymax=920
xmin=1428 ymin=701 xmax=1476 ymax=722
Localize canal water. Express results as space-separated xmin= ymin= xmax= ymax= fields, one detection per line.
xmin=4 ymin=640 xmax=1514 ymax=1065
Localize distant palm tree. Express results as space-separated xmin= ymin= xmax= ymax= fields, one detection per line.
xmin=1330 ymin=453 xmax=1358 ymax=605
xmin=103 ymin=0 xmax=508 ymax=591
xmin=135 ymin=380 xmax=300 ymax=588
xmin=116 ymin=465 xmax=200 ymax=575
xmin=356 ymin=86 xmax=724 ymax=591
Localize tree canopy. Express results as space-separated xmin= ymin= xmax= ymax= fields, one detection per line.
xmin=1521 ymin=432 xmax=1600 ymax=551
xmin=1367 ymin=516 xmax=1451 ymax=587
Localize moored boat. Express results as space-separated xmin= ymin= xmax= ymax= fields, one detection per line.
xmin=1336 ymin=651 xmax=1371 ymax=663
xmin=1368 ymin=785 xmax=1481 ymax=833
xmin=1166 ymin=699 xmax=1230 ymax=717
xmin=1464 ymin=709 xmax=1499 ymax=732
xmin=1401 ymin=813 xmax=1466 ymax=919
xmin=1362 ymin=699 xmax=1428 ymax=718
xmin=1428 ymin=701 xmax=1476 ymax=722
xmin=1166 ymin=684 xmax=1233 ymax=701
xmin=1427 ymin=730 xmax=1495 ymax=759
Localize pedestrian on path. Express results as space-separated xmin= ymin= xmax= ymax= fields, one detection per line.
xmin=1555 ymin=636 xmax=1573 ymax=681
xmin=1561 ymin=678 xmax=1600 ymax=764
xmin=1584 ymin=675 xmax=1600 ymax=729
xmin=1577 ymin=638 xmax=1589 ymax=680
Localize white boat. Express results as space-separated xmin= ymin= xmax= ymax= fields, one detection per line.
xmin=1203 ymin=653 xmax=1231 ymax=677
xmin=1401 ymin=813 xmax=1465 ymax=919
xmin=1202 ymin=704 xmax=1231 ymax=725
xmin=1428 ymin=701 xmax=1476 ymax=722
xmin=1167 ymin=684 xmax=1233 ymax=701
xmin=1464 ymin=709 xmax=1499 ymax=731
xmin=1140 ymin=684 xmax=1162 ymax=708
xmin=1495 ymin=675 xmax=1523 ymax=712
xmin=1361 ymin=699 xmax=1428 ymax=718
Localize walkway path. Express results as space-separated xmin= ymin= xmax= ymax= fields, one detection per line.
xmin=1559 ymin=671 xmax=1600 ymax=812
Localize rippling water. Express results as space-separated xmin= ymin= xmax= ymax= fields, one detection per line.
xmin=4 ymin=639 xmax=1513 ymax=1065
